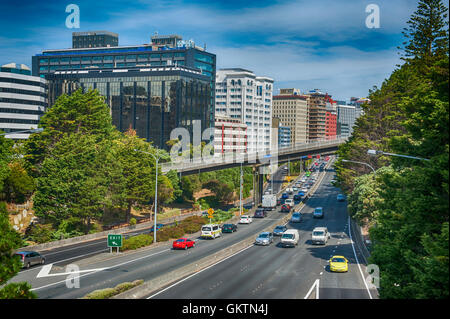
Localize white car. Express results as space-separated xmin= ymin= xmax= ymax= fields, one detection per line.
xmin=239 ymin=215 xmax=253 ymax=224
xmin=301 ymin=187 xmax=308 ymax=193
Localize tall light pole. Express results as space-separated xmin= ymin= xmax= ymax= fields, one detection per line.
xmin=239 ymin=162 xmax=243 ymax=216
xmin=367 ymin=149 xmax=430 ymax=161
xmin=133 ymin=149 xmax=165 ymax=243
xmin=341 ymin=159 xmax=376 ymax=175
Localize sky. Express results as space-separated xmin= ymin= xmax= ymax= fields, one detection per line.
xmin=0 ymin=0 xmax=427 ymax=101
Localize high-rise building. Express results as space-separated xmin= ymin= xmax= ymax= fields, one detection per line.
xmin=272 ymin=88 xmax=309 ymax=145
xmin=0 ymin=63 xmax=47 ymax=139
xmin=46 ymin=65 xmax=211 ymax=150
xmin=214 ymin=114 xmax=247 ymax=156
xmin=72 ymin=31 xmax=119 ymax=48
xmin=304 ymin=89 xmax=328 ymax=140
xmin=325 ymin=95 xmax=337 ymax=139
xmin=215 ymin=68 xmax=273 ymax=154
xmin=337 ymin=104 xmax=363 ymax=137
xmin=32 ymin=33 xmax=216 ymax=128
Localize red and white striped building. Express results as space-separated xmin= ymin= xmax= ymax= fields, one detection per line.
xmin=214 ymin=114 xmax=247 ymax=156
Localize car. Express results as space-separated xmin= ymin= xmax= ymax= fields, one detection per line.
xmin=254 ymin=232 xmax=274 ymax=246
xmin=239 ymin=215 xmax=253 ymax=224
xmin=281 ymin=204 xmax=291 ymax=213
xmin=281 ymin=193 xmax=289 ymax=199
xmin=243 ymin=203 xmax=254 ymax=210
xmin=313 ymin=207 xmax=324 ymax=219
xmin=14 ymin=251 xmax=45 ymax=269
xmin=264 ymin=191 xmax=271 ymax=195
xmin=273 ymin=225 xmax=288 ymax=236
xmin=276 ymin=199 xmax=282 ymax=206
xmin=150 ymin=223 xmax=165 ymax=232
xmin=286 ymin=188 xmax=294 ymax=195
xmin=221 ymin=223 xmax=237 ymax=233
xmin=293 ymin=194 xmax=302 ymax=203
xmin=172 ymin=238 xmax=195 ymax=250
xmin=284 ymin=198 xmax=294 ymax=207
xmin=298 ymin=191 xmax=305 ymax=197
xmin=301 ymin=187 xmax=308 ymax=193
xmin=311 ymin=227 xmax=331 ymax=245
xmin=293 ymin=187 xmax=298 ymax=192
xmin=290 ymin=212 xmax=302 ymax=223
xmin=254 ymin=209 xmax=267 ymax=218
xmin=280 ymin=229 xmax=300 ymax=247
xmin=329 ymin=255 xmax=349 ymax=272
xmin=201 ymin=224 xmax=222 ymax=239
xmin=337 ymin=194 xmax=346 ymax=202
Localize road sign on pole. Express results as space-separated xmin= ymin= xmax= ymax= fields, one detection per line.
xmin=207 ymin=208 xmax=214 ymax=223
xmin=107 ymin=234 xmax=123 ymax=253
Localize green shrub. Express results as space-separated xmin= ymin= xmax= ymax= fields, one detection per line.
xmin=129 ymin=218 xmax=137 ymax=226
xmin=180 ymin=222 xmax=202 ymax=234
xmin=81 ymin=279 xmax=144 ymax=299
xmin=27 ymin=224 xmax=54 ymax=243
xmin=122 ymin=234 xmax=153 ymax=250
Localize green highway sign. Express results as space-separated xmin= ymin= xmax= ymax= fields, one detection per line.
xmin=107 ymin=234 xmax=123 ymax=248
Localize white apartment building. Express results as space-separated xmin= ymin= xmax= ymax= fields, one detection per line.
xmin=0 ymin=63 xmax=47 ymax=139
xmin=214 ymin=114 xmax=247 ymax=156
xmin=215 ymin=68 xmax=273 ymax=154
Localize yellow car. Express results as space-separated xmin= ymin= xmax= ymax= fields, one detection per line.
xmin=329 ymin=256 xmax=349 ymax=272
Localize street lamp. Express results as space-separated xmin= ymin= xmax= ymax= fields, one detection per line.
xmin=367 ymin=149 xmax=430 ymax=161
xmin=0 ymin=127 xmax=43 ymax=136
xmin=133 ymin=148 xmax=166 ymax=243
xmin=341 ymin=159 xmax=376 ymax=175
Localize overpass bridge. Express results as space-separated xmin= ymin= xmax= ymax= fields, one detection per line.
xmin=160 ymin=137 xmax=347 ymax=206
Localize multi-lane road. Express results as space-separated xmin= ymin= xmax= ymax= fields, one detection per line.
xmin=10 ymin=160 xmax=376 ymax=299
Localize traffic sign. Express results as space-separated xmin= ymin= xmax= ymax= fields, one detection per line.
xmin=107 ymin=234 xmax=123 ymax=248
xmin=207 ymin=208 xmax=214 ymax=218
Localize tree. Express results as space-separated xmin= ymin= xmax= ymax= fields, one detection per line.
xmin=0 ymin=134 xmax=13 ymax=194
xmin=24 ymin=88 xmax=115 ymax=175
xmin=3 ymin=161 xmax=35 ymax=203
xmin=400 ymin=0 xmax=449 ymax=66
xmin=0 ymin=201 xmax=36 ymax=299
xmin=33 ymin=133 xmax=116 ymax=233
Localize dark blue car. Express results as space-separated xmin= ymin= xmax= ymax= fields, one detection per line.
xmin=150 ymin=223 xmax=165 ymax=232
xmin=293 ymin=194 xmax=302 ymax=203
xmin=281 ymin=193 xmax=289 ymax=199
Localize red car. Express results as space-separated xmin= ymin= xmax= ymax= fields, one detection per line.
xmin=172 ymin=238 xmax=196 ymax=250
xmin=281 ymin=204 xmax=291 ymax=213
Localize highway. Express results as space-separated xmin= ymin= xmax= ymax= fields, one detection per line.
xmin=148 ymin=166 xmax=374 ymax=299
xmin=10 ymin=159 xmax=375 ymax=299
xmin=15 ymin=164 xmax=287 ymax=271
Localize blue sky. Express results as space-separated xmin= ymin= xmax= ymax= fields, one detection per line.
xmin=0 ymin=0 xmax=430 ymax=100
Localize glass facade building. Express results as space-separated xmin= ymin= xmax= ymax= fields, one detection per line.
xmin=46 ymin=66 xmax=211 ymax=149
xmin=32 ymin=39 xmax=216 ymax=128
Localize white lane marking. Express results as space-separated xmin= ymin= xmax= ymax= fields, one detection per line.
xmin=147 ymin=244 xmax=254 ymax=299
xmin=42 ymin=240 xmax=107 ymax=256
xmin=304 ymin=279 xmax=320 ymax=299
xmin=31 ymin=248 xmax=170 ymax=291
xmin=348 ymin=215 xmax=373 ymax=299
xmin=37 ymin=264 xmax=107 ymax=278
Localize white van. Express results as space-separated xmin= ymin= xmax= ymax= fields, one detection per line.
xmin=280 ymin=229 xmax=300 ymax=247
xmin=201 ymin=224 xmax=222 ymax=239
xmin=284 ymin=198 xmax=294 ymax=207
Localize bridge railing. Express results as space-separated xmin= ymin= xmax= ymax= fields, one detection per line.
xmin=160 ymin=136 xmax=347 ymax=173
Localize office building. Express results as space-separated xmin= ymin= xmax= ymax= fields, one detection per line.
xmin=325 ymin=95 xmax=337 ymax=139
xmin=32 ymin=33 xmax=216 ymax=128
xmin=72 ymin=31 xmax=119 ymax=49
xmin=46 ymin=65 xmax=211 ymax=149
xmin=214 ymin=114 xmax=247 ymax=156
xmin=0 ymin=63 xmax=47 ymax=139
xmin=337 ymin=104 xmax=363 ymax=137
xmin=304 ymin=89 xmax=329 ymax=140
xmin=273 ymin=88 xmax=309 ymax=145
xmin=215 ymin=68 xmax=273 ymax=154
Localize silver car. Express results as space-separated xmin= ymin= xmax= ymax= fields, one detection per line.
xmin=290 ymin=212 xmax=302 ymax=223
xmin=14 ymin=251 xmax=45 ymax=269
xmin=254 ymin=232 xmax=274 ymax=246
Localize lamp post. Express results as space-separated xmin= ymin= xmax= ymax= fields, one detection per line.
xmin=341 ymin=159 xmax=376 ymax=175
xmin=133 ymin=149 xmax=165 ymax=243
xmin=367 ymin=149 xmax=430 ymax=161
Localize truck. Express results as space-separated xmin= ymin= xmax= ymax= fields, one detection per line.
xmin=262 ymin=194 xmax=277 ymax=211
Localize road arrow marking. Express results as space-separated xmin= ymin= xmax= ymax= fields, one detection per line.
xmin=37 ymin=264 xmax=107 ymax=278
xmin=304 ymin=279 xmax=320 ymax=299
